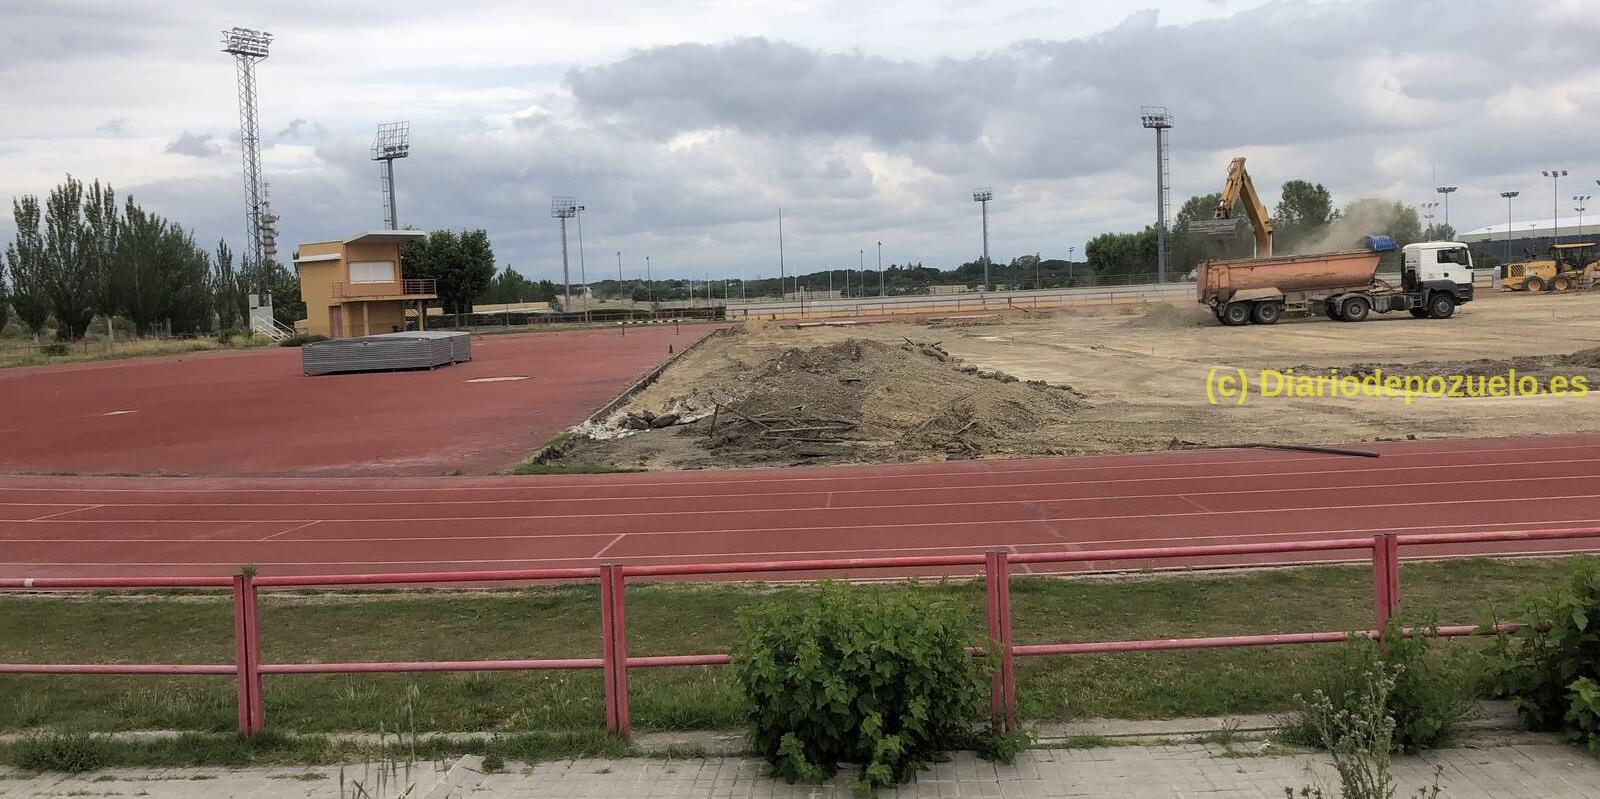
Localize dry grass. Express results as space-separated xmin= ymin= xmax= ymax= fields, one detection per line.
xmin=0 ymin=335 xmax=270 ymax=369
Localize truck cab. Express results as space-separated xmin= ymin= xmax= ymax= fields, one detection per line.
xmin=1399 ymin=241 xmax=1475 ymax=317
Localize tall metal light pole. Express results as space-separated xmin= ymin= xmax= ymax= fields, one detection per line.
xmin=1068 ymin=245 xmax=1075 ymax=282
xmin=574 ymin=204 xmax=589 ymax=319
xmin=645 ymin=255 xmax=653 ymax=304
xmin=1500 ymin=191 xmax=1519 ymax=267
xmin=371 ymin=122 xmax=410 ymax=230
xmin=221 ymin=26 xmax=273 ymax=292
xmin=551 ymin=197 xmax=577 ymax=311
xmin=777 ymin=208 xmax=786 ymax=299
xmin=972 ymin=188 xmax=993 ymax=289
xmin=1420 ymin=201 xmax=1439 ymax=235
xmin=858 ymin=249 xmax=864 ymax=298
xmin=1435 ymin=185 xmax=1457 ymax=230
xmin=876 ymin=241 xmax=883 ymax=298
xmin=1140 ymin=106 xmax=1174 ymax=283
xmin=1575 ymin=196 xmax=1593 ymax=239
xmin=1544 ymin=170 xmax=1567 ymax=243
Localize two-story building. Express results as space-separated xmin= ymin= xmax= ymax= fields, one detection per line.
xmin=294 ymin=231 xmax=437 ymax=338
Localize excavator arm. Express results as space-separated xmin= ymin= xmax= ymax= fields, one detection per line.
xmin=1190 ymin=157 xmax=1276 ymax=256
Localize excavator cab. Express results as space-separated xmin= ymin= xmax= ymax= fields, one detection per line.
xmin=1188 ymin=157 xmax=1275 ymax=257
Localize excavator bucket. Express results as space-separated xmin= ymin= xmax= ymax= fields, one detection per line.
xmin=1188 ymin=218 xmax=1244 ymax=240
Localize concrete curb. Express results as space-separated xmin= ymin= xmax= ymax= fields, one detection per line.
xmin=421 ymin=754 xmax=484 ymax=799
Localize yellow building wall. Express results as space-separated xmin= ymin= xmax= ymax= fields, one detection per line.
xmin=343 ymin=301 xmax=408 ymax=336
xmin=297 ymin=261 xmax=340 ymax=337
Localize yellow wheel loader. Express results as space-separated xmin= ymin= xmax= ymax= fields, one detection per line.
xmin=1501 ymin=243 xmax=1600 ymax=292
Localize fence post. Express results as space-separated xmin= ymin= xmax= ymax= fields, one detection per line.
xmin=600 ymin=565 xmax=619 ymax=735
xmin=231 ymin=575 xmax=252 ymax=736
xmin=243 ymin=572 xmax=264 ymax=734
xmin=1371 ymin=534 xmax=1401 ymax=635
xmin=984 ymin=550 xmax=1016 ymax=732
xmin=605 ymin=565 xmax=632 ymax=741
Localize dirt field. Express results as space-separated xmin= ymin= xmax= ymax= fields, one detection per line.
xmin=552 ymin=292 xmax=1600 ymax=470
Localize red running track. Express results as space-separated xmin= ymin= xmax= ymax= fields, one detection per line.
xmin=3 ymin=435 xmax=1600 ymax=581
xmin=0 ymin=326 xmax=713 ymax=477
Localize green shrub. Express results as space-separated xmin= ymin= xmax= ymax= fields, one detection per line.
xmin=1486 ymin=556 xmax=1600 ymax=755
xmin=732 ymin=582 xmax=1000 ymax=792
xmin=38 ymin=343 xmax=70 ymax=357
xmin=15 ymin=732 xmax=105 ymax=773
xmin=216 ymin=328 xmax=251 ymax=345
xmin=1285 ymin=621 xmax=1474 ymax=753
xmin=278 ymin=333 xmax=328 ymax=348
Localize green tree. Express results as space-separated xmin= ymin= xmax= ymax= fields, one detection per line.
xmin=116 ymin=199 xmax=168 ymax=335
xmin=1423 ymin=223 xmax=1457 ymax=242
xmin=402 ymin=229 xmax=497 ymax=320
xmin=82 ymin=180 xmax=120 ymax=336
xmin=212 ymin=240 xmax=245 ymax=331
xmin=1084 ymin=227 xmax=1159 ymax=278
xmin=43 ymin=176 xmax=97 ymax=339
xmin=1274 ymin=180 xmax=1336 ymax=252
xmin=267 ymin=263 xmax=303 ymax=329
xmin=476 ymin=266 xmax=550 ymax=305
xmin=5 ymin=195 xmax=52 ymax=336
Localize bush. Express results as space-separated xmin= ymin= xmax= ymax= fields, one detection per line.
xmin=14 ymin=732 xmax=104 ymax=773
xmin=1288 ymin=666 xmax=1443 ymax=799
xmin=38 ymin=343 xmax=70 ymax=357
xmin=216 ymin=327 xmax=252 ymax=345
xmin=1487 ymin=556 xmax=1600 ymax=756
xmin=732 ymin=582 xmax=1001 ymax=792
xmin=278 ymin=333 xmax=328 ymax=348
xmin=1285 ymin=621 xmax=1474 ymax=753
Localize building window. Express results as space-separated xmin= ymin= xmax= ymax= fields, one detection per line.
xmin=349 ymin=261 xmax=396 ymax=284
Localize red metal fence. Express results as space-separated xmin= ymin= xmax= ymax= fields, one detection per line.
xmin=2 ymin=527 xmax=1597 ymax=739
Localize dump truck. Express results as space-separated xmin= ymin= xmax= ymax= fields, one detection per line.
xmin=1197 ymin=237 xmax=1476 ymax=325
xmin=1500 ymin=243 xmax=1600 ymax=292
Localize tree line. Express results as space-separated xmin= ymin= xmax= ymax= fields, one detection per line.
xmin=3 ymin=175 xmax=254 ymax=340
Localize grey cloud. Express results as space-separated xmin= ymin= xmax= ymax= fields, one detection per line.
xmin=164 ymin=132 xmax=223 ymax=158
xmin=97 ymin=118 xmax=128 ymax=134
xmin=567 ymin=38 xmax=1010 ymax=145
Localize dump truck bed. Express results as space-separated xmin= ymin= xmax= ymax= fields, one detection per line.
xmin=1197 ymin=249 xmax=1384 ymax=305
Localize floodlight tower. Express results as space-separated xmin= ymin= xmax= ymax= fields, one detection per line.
xmin=1577 ymin=195 xmax=1593 ymax=239
xmin=221 ymin=26 xmax=273 ymax=281
xmin=552 ymin=197 xmax=578 ymax=310
xmin=1544 ymin=170 xmax=1567 ymax=242
xmin=1140 ymin=106 xmax=1174 ymax=283
xmin=1434 ymin=185 xmax=1457 ymax=229
xmin=372 ymin=122 xmax=410 ymax=230
xmin=1500 ymin=191 xmax=1519 ymax=267
xmin=972 ymin=187 xmax=993 ymax=289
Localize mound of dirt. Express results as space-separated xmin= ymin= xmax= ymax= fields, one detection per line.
xmin=556 ymin=337 xmax=1086 ymax=469
xmin=1121 ymin=303 xmax=1211 ymax=329
xmin=1311 ymin=345 xmax=1600 ymax=389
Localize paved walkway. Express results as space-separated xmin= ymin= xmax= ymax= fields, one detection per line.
xmin=4 ymin=736 xmax=1597 ymax=798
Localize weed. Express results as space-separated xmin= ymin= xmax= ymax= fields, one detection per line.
xmin=14 ymin=733 xmax=104 ymax=773
xmin=480 ymin=752 xmax=505 ymax=773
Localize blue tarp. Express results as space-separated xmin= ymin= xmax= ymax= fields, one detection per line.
xmin=1364 ymin=234 xmax=1399 ymax=252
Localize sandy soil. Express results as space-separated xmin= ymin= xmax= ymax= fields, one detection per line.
xmin=552 ymin=292 xmax=1600 ymax=470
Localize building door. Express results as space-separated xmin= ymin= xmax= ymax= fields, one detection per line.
xmin=328 ymin=306 xmax=343 ymax=338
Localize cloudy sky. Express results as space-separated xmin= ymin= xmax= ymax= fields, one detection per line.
xmin=3 ymin=0 xmax=1598 ymax=283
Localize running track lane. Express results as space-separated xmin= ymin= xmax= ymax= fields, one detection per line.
xmin=3 ymin=435 xmax=1600 ymax=581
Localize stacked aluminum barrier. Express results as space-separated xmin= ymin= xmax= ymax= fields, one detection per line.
xmin=301 ymin=331 xmax=471 ymax=376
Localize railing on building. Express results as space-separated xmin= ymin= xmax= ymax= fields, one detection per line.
xmin=330 ymin=279 xmax=437 ymax=298
xmin=2 ymin=527 xmax=1596 ymax=739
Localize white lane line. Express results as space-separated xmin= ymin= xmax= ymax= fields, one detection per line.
xmin=0 ymin=440 xmax=1595 ymax=494
xmin=12 ymin=480 xmax=1600 ymax=526
xmin=592 ymin=534 xmax=627 ymax=559
xmin=25 ymin=505 xmax=101 ymax=522
xmin=259 ymin=520 xmax=322 ymax=541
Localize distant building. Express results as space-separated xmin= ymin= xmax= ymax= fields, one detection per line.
xmin=1458 ymin=216 xmax=1599 ymax=264
xmin=294 ymin=231 xmax=438 ymax=338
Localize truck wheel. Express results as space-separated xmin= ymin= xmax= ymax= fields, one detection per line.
xmin=1220 ymin=302 xmax=1252 ymax=326
xmin=1409 ymin=307 xmax=1429 ymax=318
xmin=1340 ymin=297 xmax=1371 ymax=322
xmin=1553 ymin=276 xmax=1572 ymax=292
xmin=1251 ymin=302 xmax=1283 ymax=325
xmin=1526 ymin=276 xmax=1546 ymax=292
xmin=1324 ymin=300 xmax=1341 ymax=319
xmin=1427 ymin=293 xmax=1456 ymax=319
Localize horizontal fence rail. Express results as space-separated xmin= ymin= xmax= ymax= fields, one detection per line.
xmin=2 ymin=527 xmax=1598 ymax=739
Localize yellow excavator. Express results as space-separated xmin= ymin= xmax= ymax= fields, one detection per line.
xmin=1501 ymin=243 xmax=1600 ymax=292
xmin=1188 ymin=157 xmax=1276 ymax=257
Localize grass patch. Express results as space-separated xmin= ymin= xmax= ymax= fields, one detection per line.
xmin=0 ymin=558 xmax=1577 ymax=739
xmin=0 ymin=335 xmax=271 ymax=369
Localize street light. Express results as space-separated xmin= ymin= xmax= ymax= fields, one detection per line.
xmin=1576 ymin=195 xmax=1593 ymax=239
xmin=1068 ymin=245 xmax=1075 ymax=282
xmin=1435 ymin=185 xmax=1457 ymax=229
xmin=876 ymin=241 xmax=884 ymax=298
xmin=858 ymin=248 xmax=864 ymax=299
xmin=1544 ymin=170 xmax=1567 ymax=243
xmin=1500 ymin=191 xmax=1519 ymax=267
xmin=1420 ymin=201 xmax=1439 ymax=235
xmin=972 ymin=187 xmax=993 ymax=289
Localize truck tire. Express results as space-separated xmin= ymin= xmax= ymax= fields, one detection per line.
xmin=1324 ymin=300 xmax=1340 ymax=319
xmin=1409 ymin=307 xmax=1429 ymax=318
xmin=1553 ymin=276 xmax=1572 ymax=292
xmin=1251 ymin=302 xmax=1283 ymax=325
xmin=1339 ymin=296 xmax=1371 ymax=322
xmin=1526 ymin=276 xmax=1546 ymax=292
xmin=1427 ymin=293 xmax=1456 ymax=319
xmin=1220 ymin=302 xmax=1252 ymax=326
